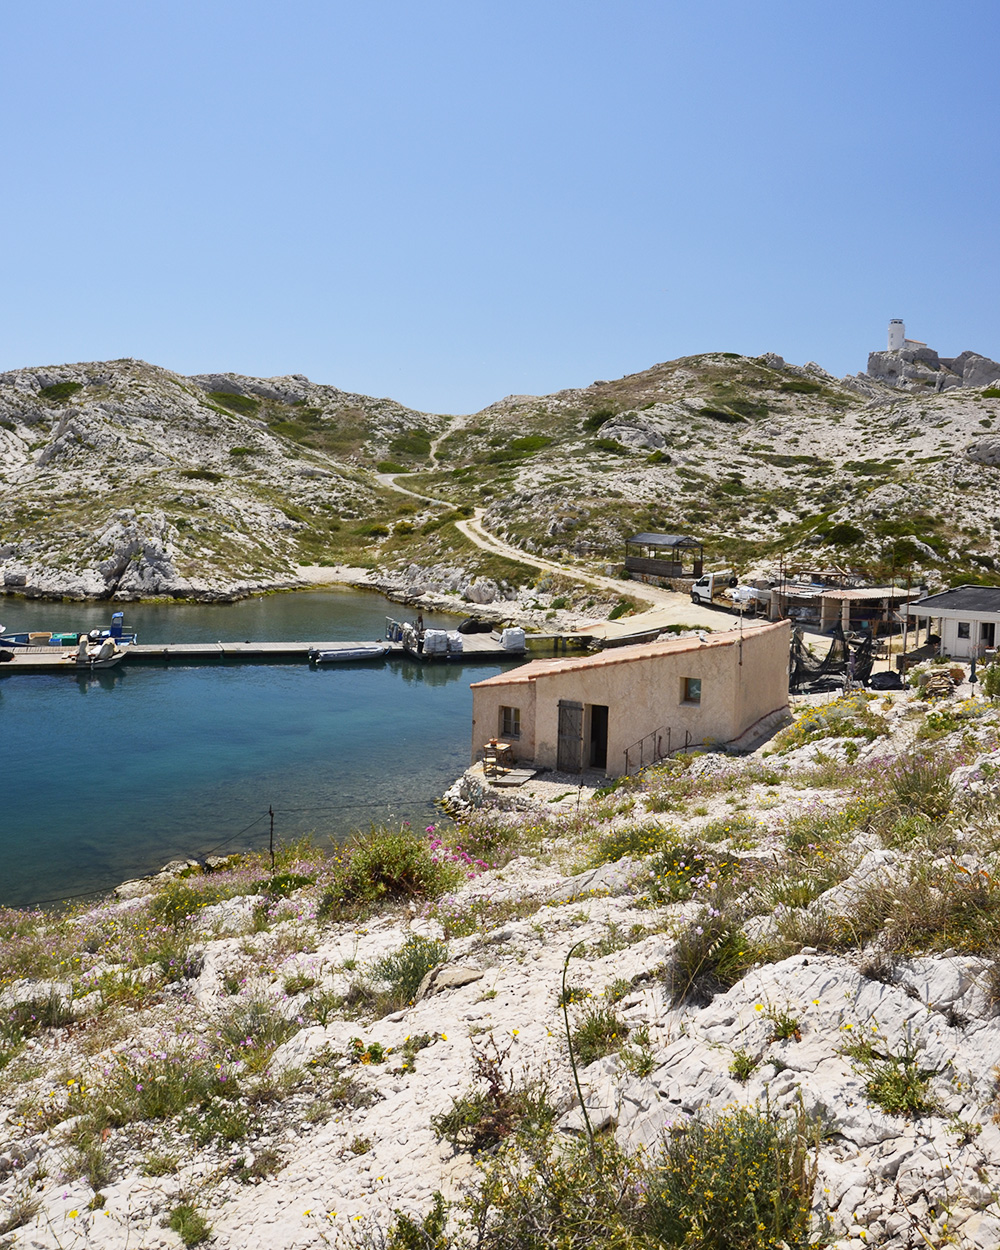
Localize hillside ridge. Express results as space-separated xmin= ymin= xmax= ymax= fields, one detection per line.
xmin=3 ymin=350 xmax=1000 ymax=603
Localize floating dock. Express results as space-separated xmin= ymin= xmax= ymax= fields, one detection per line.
xmin=124 ymin=632 xmax=521 ymax=664
xmin=1 ymin=629 xmax=597 ymax=674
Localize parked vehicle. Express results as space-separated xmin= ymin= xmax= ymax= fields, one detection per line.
xmin=690 ymin=570 xmax=737 ymax=605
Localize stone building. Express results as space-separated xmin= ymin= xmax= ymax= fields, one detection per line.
xmin=866 ymin=319 xmax=1000 ymax=392
xmin=470 ymin=619 xmax=791 ymax=778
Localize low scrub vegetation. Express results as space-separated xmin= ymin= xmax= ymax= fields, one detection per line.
xmin=413 ymin=1105 xmax=819 ymax=1249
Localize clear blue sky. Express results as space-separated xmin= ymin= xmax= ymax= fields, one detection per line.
xmin=1 ymin=2 xmax=997 ymax=413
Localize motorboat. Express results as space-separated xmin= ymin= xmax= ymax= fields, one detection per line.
xmin=0 ymin=634 xmax=127 ymax=673
xmin=308 ymin=643 xmax=391 ymax=664
xmin=0 ymin=611 xmax=137 ymax=649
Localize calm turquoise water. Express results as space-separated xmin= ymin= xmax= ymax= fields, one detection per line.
xmin=0 ymin=591 xmax=510 ymax=908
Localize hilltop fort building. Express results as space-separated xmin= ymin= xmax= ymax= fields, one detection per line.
xmin=866 ymin=319 xmax=1000 ymax=392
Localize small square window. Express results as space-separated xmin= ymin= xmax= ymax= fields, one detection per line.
xmin=957 ymin=622 xmax=971 ymax=639
xmin=682 ymin=677 xmax=702 ymax=705
xmin=501 ymin=706 xmax=521 ymax=738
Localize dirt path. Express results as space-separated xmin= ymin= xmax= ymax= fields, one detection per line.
xmin=371 ymin=422 xmax=759 ymax=633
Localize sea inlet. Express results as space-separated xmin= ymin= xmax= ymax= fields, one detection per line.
xmin=0 ymin=588 xmax=515 ymax=909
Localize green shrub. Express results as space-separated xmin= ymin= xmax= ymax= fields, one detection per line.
xmin=150 ymin=879 xmax=227 ymax=927
xmin=228 ymin=446 xmax=255 ymax=456
xmin=852 ymin=1036 xmax=938 ymax=1117
xmin=700 ymin=407 xmax=745 ymax=424
xmin=779 ymin=378 xmax=823 ymax=394
xmin=699 ymin=814 xmax=759 ymax=846
xmin=579 ymin=822 xmax=679 ymax=869
xmin=983 ymin=387 xmax=1000 ymax=399
xmin=39 ymin=381 xmax=83 ymax=402
xmin=608 ymin=598 xmax=635 ymax=620
xmin=431 ymin=1034 xmax=554 ymax=1154
xmin=643 ymin=1106 xmax=819 ymax=1248
xmin=389 ymin=429 xmax=432 ymax=458
xmin=179 ymin=468 xmax=223 ymax=482
xmin=377 ymin=460 xmax=407 ymax=474
xmin=369 ymin=935 xmax=449 ymax=1009
xmin=381 ymin=1191 xmax=450 ymax=1250
xmin=729 ymin=1049 xmax=758 ymax=1081
xmin=168 ymin=1204 xmax=212 ymax=1247
xmin=766 ymin=1006 xmax=801 ymax=1042
xmin=663 ymin=911 xmax=757 ymax=1006
xmin=982 ymin=664 xmax=1000 ymax=702
xmin=570 ymin=1004 xmax=628 ymax=1065
xmin=206 ymin=390 xmax=259 ymax=416
xmin=583 ymin=407 xmax=616 ymax=430
xmin=317 ymin=824 xmax=460 ymax=920
xmin=774 ymin=692 xmax=886 ymax=752
xmin=508 ymin=435 xmax=553 ymax=453
xmin=451 ymin=1106 xmax=819 ymax=1250
xmin=822 ymin=522 xmax=865 ymax=547
xmin=259 ymin=871 xmax=315 ymax=898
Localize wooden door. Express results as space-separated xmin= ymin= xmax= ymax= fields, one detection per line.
xmin=557 ymin=700 xmax=583 ymax=773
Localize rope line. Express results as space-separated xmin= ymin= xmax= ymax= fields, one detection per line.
xmin=13 ymin=796 xmax=444 ymax=911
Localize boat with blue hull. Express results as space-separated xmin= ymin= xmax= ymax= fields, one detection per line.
xmin=0 ymin=611 xmax=137 ymax=649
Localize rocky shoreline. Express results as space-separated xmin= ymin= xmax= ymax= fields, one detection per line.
xmin=4 ymin=682 xmax=1000 ymax=1248
xmin=0 ymin=557 xmax=625 ymax=637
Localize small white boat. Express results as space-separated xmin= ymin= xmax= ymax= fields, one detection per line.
xmin=309 ymin=643 xmax=391 ymax=664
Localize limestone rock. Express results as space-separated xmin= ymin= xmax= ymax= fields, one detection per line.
xmin=415 ymin=964 xmax=484 ymax=1001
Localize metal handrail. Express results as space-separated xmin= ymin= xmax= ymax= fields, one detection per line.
xmin=622 ymin=726 xmax=696 ymax=775
xmin=623 ymin=725 xmax=669 ymax=775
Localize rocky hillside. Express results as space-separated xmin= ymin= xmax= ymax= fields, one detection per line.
xmin=4 ymin=350 xmax=1000 ymax=600
xmin=4 ymin=678 xmax=1000 ymax=1248
xmin=404 ymin=352 xmax=1000 ymax=585
xmin=0 ymin=360 xmax=446 ymax=600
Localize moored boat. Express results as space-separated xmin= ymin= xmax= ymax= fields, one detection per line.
xmin=0 ymin=635 xmax=127 ymax=674
xmin=0 ymin=611 xmax=137 ymax=649
xmin=308 ymin=643 xmax=391 ymax=663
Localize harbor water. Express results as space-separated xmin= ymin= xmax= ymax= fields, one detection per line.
xmin=0 ymin=589 xmax=512 ymax=908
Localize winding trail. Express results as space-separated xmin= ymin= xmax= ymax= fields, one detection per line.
xmin=374 ymin=447 xmax=735 ymax=634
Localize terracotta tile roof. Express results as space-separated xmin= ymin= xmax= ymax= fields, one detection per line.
xmin=471 ymin=620 xmax=787 ymax=688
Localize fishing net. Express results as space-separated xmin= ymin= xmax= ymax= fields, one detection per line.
xmin=790 ymin=626 xmax=877 ymax=693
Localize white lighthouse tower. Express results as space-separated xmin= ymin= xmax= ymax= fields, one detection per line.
xmin=888 ymin=319 xmax=905 ymax=351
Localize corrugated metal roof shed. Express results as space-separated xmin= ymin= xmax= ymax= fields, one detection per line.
xmin=820 ymin=587 xmax=922 ymax=602
xmin=627 ymin=534 xmax=702 ymax=548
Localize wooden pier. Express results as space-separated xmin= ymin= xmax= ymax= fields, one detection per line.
xmin=2 ymin=630 xmax=596 ymax=674
xmin=125 ymin=632 xmax=523 ymax=664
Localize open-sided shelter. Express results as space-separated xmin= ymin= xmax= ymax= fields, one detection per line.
xmin=623 ymin=534 xmax=703 ymax=580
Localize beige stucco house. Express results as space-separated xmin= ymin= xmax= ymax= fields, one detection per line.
xmin=470 ymin=619 xmax=791 ymax=778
